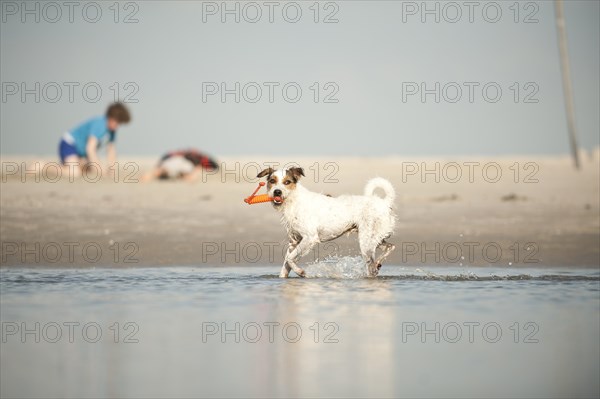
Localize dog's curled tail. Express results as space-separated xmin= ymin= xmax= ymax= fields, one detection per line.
xmin=364 ymin=178 xmax=396 ymax=207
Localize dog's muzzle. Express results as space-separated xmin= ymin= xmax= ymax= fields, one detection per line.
xmin=273 ymin=190 xmax=283 ymax=205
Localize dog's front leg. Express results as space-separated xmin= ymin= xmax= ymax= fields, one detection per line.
xmin=279 ymin=263 xmax=292 ymax=278
xmin=279 ymin=238 xmax=299 ymax=278
xmin=283 ymin=249 xmax=305 ymax=278
xmin=282 ymin=237 xmax=317 ymax=278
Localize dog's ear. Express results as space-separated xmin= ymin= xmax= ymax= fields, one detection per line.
xmin=257 ymin=167 xmax=274 ymax=178
xmin=288 ymin=167 xmax=305 ymax=181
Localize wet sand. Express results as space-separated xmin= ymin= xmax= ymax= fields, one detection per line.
xmin=1 ymin=155 xmax=599 ymax=268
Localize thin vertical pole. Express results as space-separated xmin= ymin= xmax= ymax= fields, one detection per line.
xmin=555 ymin=0 xmax=580 ymax=169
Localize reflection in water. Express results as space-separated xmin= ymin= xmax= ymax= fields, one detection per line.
xmin=275 ymin=275 xmax=396 ymax=397
xmin=1 ymin=265 xmax=599 ymax=398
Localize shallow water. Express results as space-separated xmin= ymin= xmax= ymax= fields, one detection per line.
xmin=1 ymin=261 xmax=599 ymax=398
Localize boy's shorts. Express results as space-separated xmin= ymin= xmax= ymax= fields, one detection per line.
xmin=59 ymin=133 xmax=79 ymax=164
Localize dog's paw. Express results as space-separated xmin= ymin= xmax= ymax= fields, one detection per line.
xmin=367 ymin=263 xmax=380 ymax=277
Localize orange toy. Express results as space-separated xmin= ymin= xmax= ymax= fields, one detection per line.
xmin=245 ymin=194 xmax=273 ymax=204
xmin=244 ymin=182 xmax=281 ymax=205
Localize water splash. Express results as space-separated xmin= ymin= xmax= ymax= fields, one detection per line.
xmin=304 ymin=255 xmax=369 ymax=279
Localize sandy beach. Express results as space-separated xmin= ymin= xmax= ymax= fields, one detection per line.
xmin=2 ymin=155 xmax=600 ymax=398
xmin=1 ymin=154 xmax=598 ymax=269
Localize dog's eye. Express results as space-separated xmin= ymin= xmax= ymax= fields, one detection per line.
xmin=283 ymin=180 xmax=291 ymax=185
xmin=269 ymin=179 xmax=276 ymax=184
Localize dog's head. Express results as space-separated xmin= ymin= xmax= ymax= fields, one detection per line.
xmin=256 ymin=167 xmax=304 ymax=206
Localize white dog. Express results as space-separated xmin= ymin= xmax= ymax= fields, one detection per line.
xmin=257 ymin=167 xmax=396 ymax=278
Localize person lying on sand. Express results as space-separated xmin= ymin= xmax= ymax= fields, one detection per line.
xmin=58 ymin=102 xmax=131 ymax=177
xmin=141 ymin=149 xmax=218 ymax=182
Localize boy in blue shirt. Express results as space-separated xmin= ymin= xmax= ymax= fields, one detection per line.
xmin=59 ymin=102 xmax=131 ymax=177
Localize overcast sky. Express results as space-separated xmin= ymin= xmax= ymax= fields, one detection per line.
xmin=1 ymin=0 xmax=598 ymax=157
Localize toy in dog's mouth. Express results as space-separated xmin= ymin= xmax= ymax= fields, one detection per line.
xmin=244 ymin=182 xmax=284 ymax=205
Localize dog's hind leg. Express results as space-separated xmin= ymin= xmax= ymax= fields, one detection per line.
xmin=374 ymin=240 xmax=395 ymax=271
xmin=358 ymin=226 xmax=381 ymax=277
xmin=362 ymin=249 xmax=379 ymax=277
